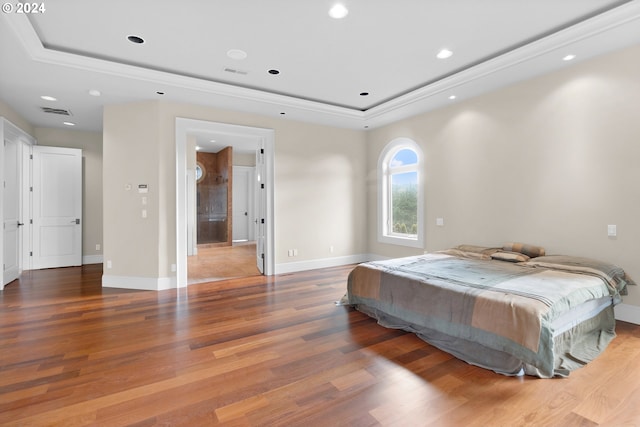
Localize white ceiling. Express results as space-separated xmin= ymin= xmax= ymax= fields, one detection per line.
xmin=1 ymin=0 xmax=640 ymax=152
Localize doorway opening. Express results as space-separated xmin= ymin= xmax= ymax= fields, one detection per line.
xmin=189 ymin=148 xmax=259 ymax=282
xmin=175 ymin=118 xmax=275 ymax=288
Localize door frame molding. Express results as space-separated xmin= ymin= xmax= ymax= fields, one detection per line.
xmin=1 ymin=117 xmax=35 ymax=290
xmin=175 ymin=118 xmax=275 ymax=287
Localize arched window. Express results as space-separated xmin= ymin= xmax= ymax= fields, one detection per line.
xmin=378 ymin=138 xmax=424 ymax=248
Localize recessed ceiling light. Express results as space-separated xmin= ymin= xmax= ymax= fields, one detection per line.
xmin=268 ymin=69 xmax=280 ymax=75
xmin=329 ymin=3 xmax=349 ymax=19
xmin=127 ymin=35 xmax=145 ymax=44
xmin=227 ymin=49 xmax=247 ymax=60
xmin=563 ymin=54 xmax=576 ymax=61
xmin=437 ymin=49 xmax=453 ymax=59
xmin=209 ymin=139 xmax=216 ymax=143
xmin=449 ymin=95 xmax=457 ymax=100
xmin=88 ymin=89 xmax=101 ymax=97
xmin=359 ymin=92 xmax=369 ymax=96
xmin=196 ymin=146 xmax=201 ymax=151
xmin=41 ymin=95 xmax=57 ymax=101
xmin=63 ymin=121 xmax=75 ymax=126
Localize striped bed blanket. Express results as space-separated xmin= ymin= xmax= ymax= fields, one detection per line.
xmin=346 ymin=251 xmax=632 ymax=377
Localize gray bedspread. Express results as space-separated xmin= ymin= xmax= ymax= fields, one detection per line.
xmin=347 ymin=252 xmax=629 ymax=377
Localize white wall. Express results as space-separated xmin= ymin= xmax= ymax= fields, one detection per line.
xmin=0 ymin=98 xmax=34 ymax=136
xmin=102 ymin=100 xmax=368 ymax=288
xmin=366 ymin=44 xmax=640 ymax=308
xmin=103 ymin=101 xmax=164 ymax=284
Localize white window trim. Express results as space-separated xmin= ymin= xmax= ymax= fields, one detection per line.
xmin=377 ymin=138 xmax=424 ymax=248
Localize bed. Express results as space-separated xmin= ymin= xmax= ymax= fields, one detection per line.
xmin=344 ymin=243 xmax=634 ymax=378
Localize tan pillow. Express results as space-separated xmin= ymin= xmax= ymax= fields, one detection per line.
xmin=455 ymin=244 xmax=500 ymax=256
xmin=491 ymin=251 xmax=530 ymax=263
xmin=502 ymin=242 xmax=545 ymax=258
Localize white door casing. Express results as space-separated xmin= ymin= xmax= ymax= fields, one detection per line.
xmin=186 ymin=169 xmax=196 ymax=256
xmin=175 ymin=118 xmax=275 ymax=287
xmin=3 ymin=137 xmax=21 ymax=286
xmin=255 ymin=149 xmax=265 ymax=274
xmin=32 ymin=146 xmax=82 ymax=269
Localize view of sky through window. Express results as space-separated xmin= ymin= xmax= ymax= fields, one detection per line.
xmin=390 ymin=149 xmax=418 ymax=186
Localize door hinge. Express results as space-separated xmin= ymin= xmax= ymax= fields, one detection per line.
xmin=30 ymin=219 xmax=33 ymax=224
xmin=261 ymin=183 xmax=264 ymax=189
xmin=261 ymin=218 xmax=265 ymax=224
xmin=29 ymin=251 xmax=33 ymax=257
xmin=261 ymin=253 xmax=264 ymax=259
xmin=30 ymin=154 xmax=33 ymax=159
xmin=260 ymin=148 xmax=264 ymax=154
xmin=30 ymin=186 xmax=33 ymax=192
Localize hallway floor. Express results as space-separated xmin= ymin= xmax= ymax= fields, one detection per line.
xmin=187 ymin=242 xmax=262 ymax=284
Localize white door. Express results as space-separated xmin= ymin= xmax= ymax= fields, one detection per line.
xmin=186 ymin=169 xmax=196 ymax=256
xmin=3 ymin=138 xmax=21 ymax=286
xmin=255 ymin=149 xmax=265 ymax=273
xmin=232 ymin=166 xmax=253 ymax=242
xmin=32 ymin=146 xmax=82 ymax=269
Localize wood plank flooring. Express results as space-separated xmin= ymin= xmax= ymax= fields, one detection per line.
xmin=188 ymin=243 xmax=261 ymax=284
xmin=1 ymin=264 xmax=640 ymax=426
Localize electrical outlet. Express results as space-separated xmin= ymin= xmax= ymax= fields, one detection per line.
xmin=106 ymin=260 xmax=112 ymax=269
xmin=96 ymin=244 xmax=101 ymax=251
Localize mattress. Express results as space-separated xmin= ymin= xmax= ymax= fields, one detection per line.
xmin=346 ymin=249 xmax=633 ymax=378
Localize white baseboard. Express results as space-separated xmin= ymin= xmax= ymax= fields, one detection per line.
xmin=274 ymin=253 xmax=387 ymax=275
xmin=83 ymin=255 xmax=103 ymax=265
xmin=102 ymin=274 xmax=176 ymax=291
xmin=615 ymin=303 xmax=640 ymax=325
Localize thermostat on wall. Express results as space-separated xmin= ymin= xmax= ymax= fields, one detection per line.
xmin=138 ymin=184 xmax=148 ymax=193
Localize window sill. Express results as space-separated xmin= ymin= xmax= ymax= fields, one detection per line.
xmin=378 ymin=234 xmax=424 ymax=249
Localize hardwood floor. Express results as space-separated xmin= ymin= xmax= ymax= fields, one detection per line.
xmin=1 ymin=264 xmax=640 ymax=426
xmin=187 ymin=242 xmax=261 ymax=284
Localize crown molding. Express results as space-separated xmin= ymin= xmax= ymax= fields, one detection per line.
xmin=365 ymin=1 xmax=640 ymax=127
xmin=4 ymin=14 xmax=365 ymax=128
xmin=5 ymin=2 xmax=640 ymax=130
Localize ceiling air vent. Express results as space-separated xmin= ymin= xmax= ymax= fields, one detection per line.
xmin=223 ymin=67 xmax=248 ymax=76
xmin=40 ymin=107 xmax=72 ymax=116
